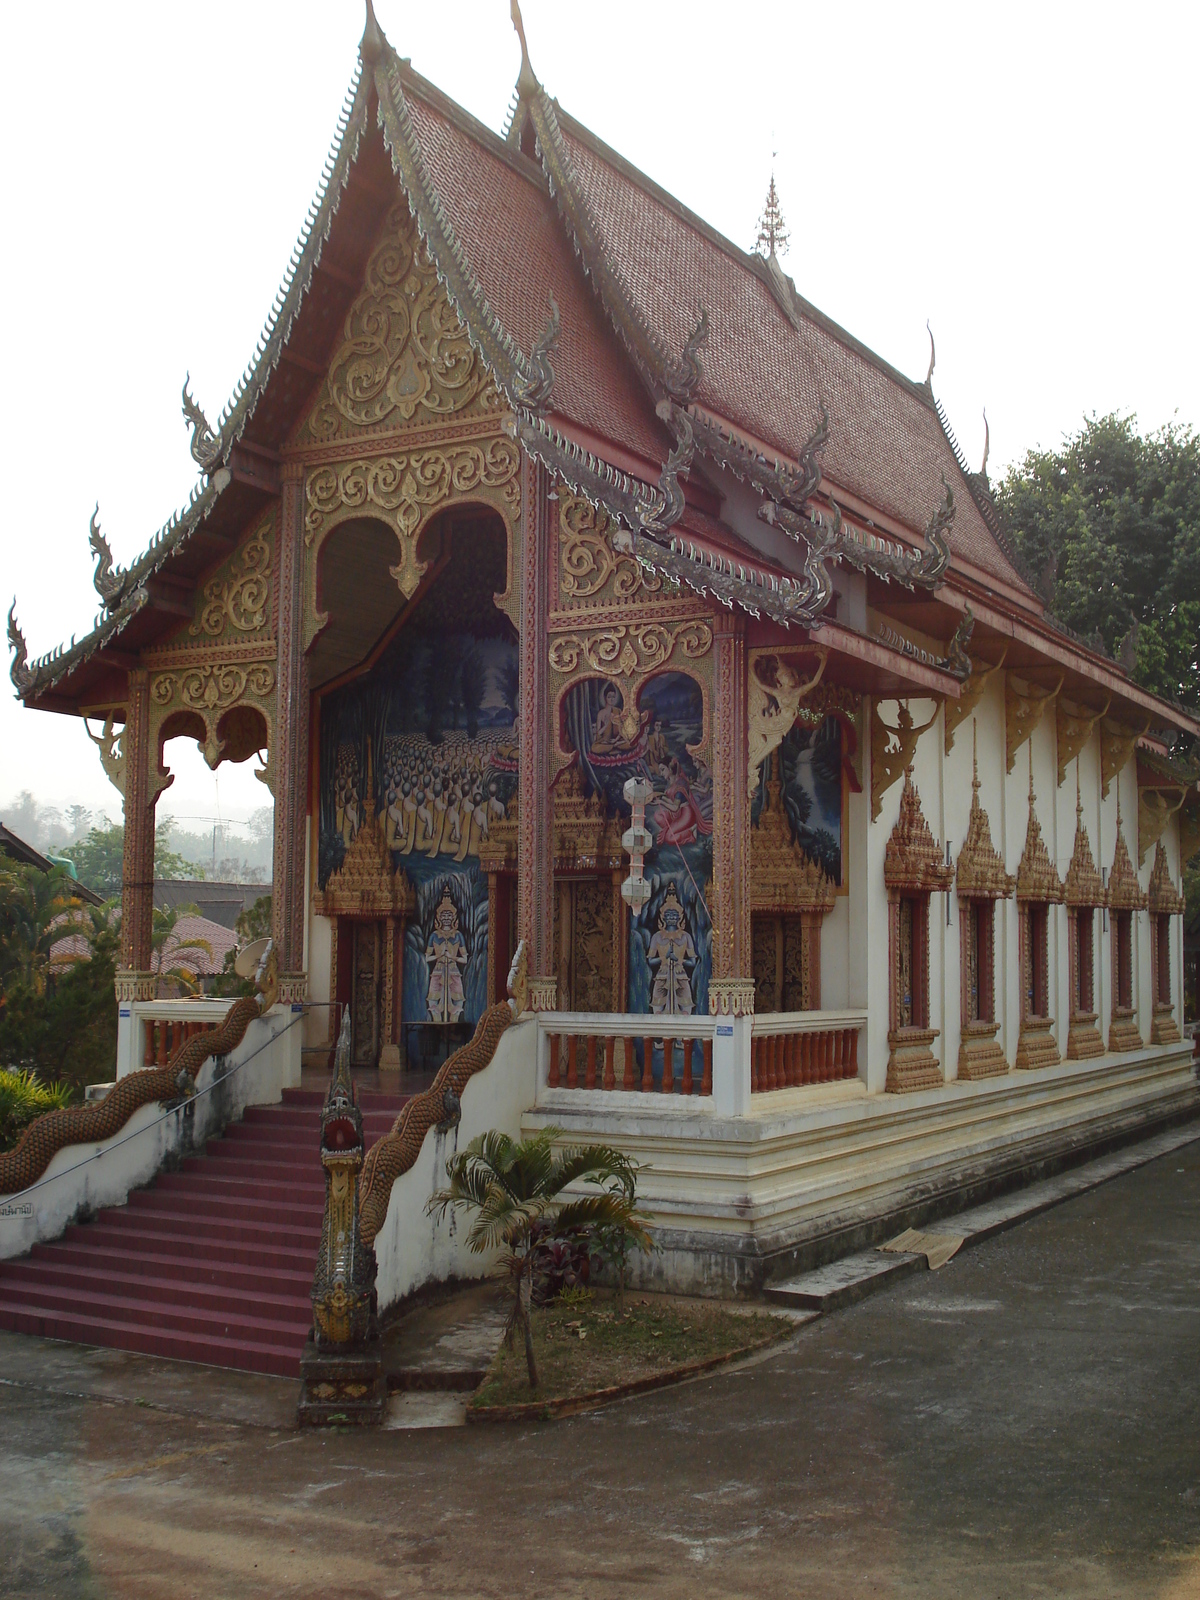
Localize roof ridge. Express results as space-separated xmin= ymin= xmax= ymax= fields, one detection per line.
xmin=550 ymin=103 xmax=939 ymax=412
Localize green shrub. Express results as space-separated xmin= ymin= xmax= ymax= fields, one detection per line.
xmin=0 ymin=1068 xmax=72 ymax=1153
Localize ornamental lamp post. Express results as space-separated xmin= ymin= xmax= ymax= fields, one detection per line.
xmin=621 ymin=777 xmax=654 ymax=914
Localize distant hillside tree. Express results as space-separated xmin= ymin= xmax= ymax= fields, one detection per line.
xmin=995 ymin=414 xmax=1200 ymax=724
xmin=62 ymin=819 xmax=202 ymax=898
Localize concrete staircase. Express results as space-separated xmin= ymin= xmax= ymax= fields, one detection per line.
xmin=0 ymin=1086 xmax=407 ymax=1378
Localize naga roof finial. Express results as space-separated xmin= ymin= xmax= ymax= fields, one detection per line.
xmin=359 ymin=0 xmax=387 ymax=65
xmin=925 ymin=320 xmax=936 ymax=386
xmin=980 ymin=408 xmax=990 ymax=478
xmin=510 ymin=0 xmax=540 ymax=94
xmin=88 ymin=504 xmax=125 ymax=609
xmin=181 ymin=374 xmax=221 ymax=471
xmin=8 ymin=600 xmax=33 ymax=694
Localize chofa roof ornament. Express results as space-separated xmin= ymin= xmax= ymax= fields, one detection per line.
xmin=88 ymin=506 xmax=126 ymax=611
xmin=181 ymin=374 xmax=222 ymax=471
xmin=7 ymin=601 xmax=33 ymax=694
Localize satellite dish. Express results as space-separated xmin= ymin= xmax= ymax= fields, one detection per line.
xmin=234 ymin=936 xmax=271 ymax=980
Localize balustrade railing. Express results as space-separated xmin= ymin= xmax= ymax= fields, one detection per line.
xmin=750 ymin=1011 xmax=865 ymax=1092
xmin=539 ymin=1014 xmax=716 ymax=1097
xmin=142 ymin=1015 xmax=219 ymax=1068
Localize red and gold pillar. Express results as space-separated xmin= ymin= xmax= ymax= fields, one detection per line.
xmin=272 ymin=462 xmax=309 ymax=999
xmin=120 ymin=666 xmax=157 ymax=976
xmin=517 ymin=451 xmax=556 ymax=1011
xmin=709 ymin=609 xmax=754 ymax=1015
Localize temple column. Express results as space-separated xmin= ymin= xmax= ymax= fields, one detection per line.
xmin=272 ymin=463 xmax=309 ymax=1002
xmin=119 ymin=667 xmax=156 ymax=975
xmin=517 ymin=451 xmax=556 ymax=1010
xmin=709 ymin=609 xmax=754 ymax=1016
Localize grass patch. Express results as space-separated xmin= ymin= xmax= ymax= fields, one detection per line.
xmin=470 ymin=1293 xmax=792 ymax=1411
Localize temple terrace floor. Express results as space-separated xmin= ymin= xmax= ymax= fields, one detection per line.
xmin=1 ymin=1136 xmax=1199 ymax=1600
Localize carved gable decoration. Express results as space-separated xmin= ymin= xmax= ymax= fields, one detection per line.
xmin=557 ymin=493 xmax=662 ymax=610
xmin=1108 ymin=817 xmax=1147 ymax=911
xmin=884 ymin=769 xmax=953 ymax=893
xmin=751 ymin=752 xmax=837 ymax=913
xmin=313 ymin=797 xmax=414 ymax=917
xmin=306 ymin=202 xmax=498 ymax=442
xmin=1148 ymin=841 xmax=1185 ymax=916
xmin=1016 ymin=779 xmax=1064 ymax=903
xmin=1064 ymin=798 xmax=1105 ymax=908
xmin=189 ymin=512 xmax=273 ymax=642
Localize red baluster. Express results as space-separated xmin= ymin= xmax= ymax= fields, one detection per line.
xmin=642 ymin=1037 xmax=654 ymax=1092
xmin=585 ymin=1035 xmax=597 ymax=1090
xmin=848 ymin=1026 xmax=859 ymax=1077
xmin=566 ymin=1035 xmax=579 ymax=1089
xmin=701 ymin=1037 xmax=713 ymax=1096
xmin=622 ymin=1036 xmax=635 ymax=1092
xmin=681 ymin=1037 xmax=693 ymax=1096
xmin=548 ymin=1033 xmax=561 ymax=1088
xmin=603 ymin=1036 xmax=616 ymax=1091
xmin=662 ymin=1038 xmax=674 ymax=1094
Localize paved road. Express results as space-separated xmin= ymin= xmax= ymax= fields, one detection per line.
xmin=2 ymin=1136 xmax=1198 ymax=1599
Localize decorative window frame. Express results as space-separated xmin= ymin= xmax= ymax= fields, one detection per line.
xmin=1063 ymin=784 xmax=1106 ymax=1061
xmin=1014 ymin=768 xmax=1064 ymax=1070
xmin=954 ymin=729 xmax=1014 ymax=1079
xmin=883 ymin=768 xmax=953 ymax=1092
xmin=1107 ymin=814 xmax=1147 ymax=1052
xmin=1147 ymin=842 xmax=1185 ymax=1045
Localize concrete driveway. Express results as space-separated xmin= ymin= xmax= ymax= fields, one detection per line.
xmin=2 ymin=1135 xmax=1198 ymax=1599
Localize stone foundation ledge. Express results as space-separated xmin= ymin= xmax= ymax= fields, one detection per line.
xmin=522 ymin=1042 xmax=1199 ymax=1296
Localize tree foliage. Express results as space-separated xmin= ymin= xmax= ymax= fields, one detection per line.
xmin=995 ymin=414 xmax=1200 ymax=725
xmin=61 ymin=818 xmax=204 ymax=898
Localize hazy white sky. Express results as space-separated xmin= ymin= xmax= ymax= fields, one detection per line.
xmin=2 ymin=0 xmax=1196 ymax=832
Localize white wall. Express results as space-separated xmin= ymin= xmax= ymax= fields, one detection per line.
xmin=372 ymin=1015 xmax=538 ymax=1311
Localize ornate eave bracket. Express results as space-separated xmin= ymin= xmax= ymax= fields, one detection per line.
xmin=1138 ymin=781 xmax=1187 ymax=869
xmin=945 ymin=649 xmax=1005 ymax=755
xmin=1005 ymin=672 xmax=1062 ymax=775
xmin=1055 ymin=694 xmax=1110 ymax=788
xmin=871 ymin=699 xmax=939 ymax=822
xmin=1100 ymin=715 xmax=1149 ymax=799
xmin=84 ymin=709 xmax=128 ymax=800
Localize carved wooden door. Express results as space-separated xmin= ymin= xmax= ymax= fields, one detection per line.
xmin=351 ymin=921 xmax=381 ymax=1068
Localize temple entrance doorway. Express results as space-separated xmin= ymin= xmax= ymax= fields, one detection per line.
xmin=351 ymin=920 xmax=382 ymax=1068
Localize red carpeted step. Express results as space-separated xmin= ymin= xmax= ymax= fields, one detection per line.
xmin=0 ymin=1087 xmax=414 ymax=1380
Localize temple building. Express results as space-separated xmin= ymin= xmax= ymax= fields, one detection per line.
xmin=6 ymin=2 xmax=1199 ymax=1322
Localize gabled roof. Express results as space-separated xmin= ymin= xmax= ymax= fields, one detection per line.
xmin=9 ymin=1 xmax=1199 ymax=741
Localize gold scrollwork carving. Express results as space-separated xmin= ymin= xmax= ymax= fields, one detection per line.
xmin=307 ymin=204 xmax=495 ymax=440
xmin=549 ymin=620 xmax=713 ymax=680
xmin=304 ymin=437 xmax=521 ymax=602
xmin=152 ymin=662 xmax=275 ymax=714
xmin=190 ymin=516 xmax=272 ymax=639
xmin=558 ymin=494 xmax=661 ymax=605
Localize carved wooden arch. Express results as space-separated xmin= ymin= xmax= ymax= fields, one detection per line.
xmin=301 ymin=436 xmax=522 ymax=650
xmin=153 ymin=694 xmax=275 ymax=797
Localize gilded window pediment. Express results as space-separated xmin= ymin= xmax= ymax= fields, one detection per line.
xmin=1015 ymin=773 xmax=1064 ymax=903
xmin=1148 ymin=841 xmax=1185 ymax=916
xmin=1064 ymin=793 xmax=1105 ymax=909
xmin=313 ymin=794 xmax=414 ymax=918
xmin=884 ymin=768 xmax=953 ymax=894
xmin=1108 ymin=816 xmax=1147 ymax=911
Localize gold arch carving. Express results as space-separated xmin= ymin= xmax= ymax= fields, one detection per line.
xmin=302 ymin=437 xmax=521 ymax=647
xmin=150 ymin=658 xmax=275 ymax=789
xmin=557 ymin=493 xmax=662 ymax=607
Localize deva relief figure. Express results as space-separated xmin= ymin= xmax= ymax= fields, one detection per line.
xmin=425 ymin=890 xmax=468 ymax=1024
xmin=647 ymin=884 xmax=697 ymax=1017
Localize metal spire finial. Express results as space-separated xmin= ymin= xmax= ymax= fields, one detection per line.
xmin=511 ymin=0 xmax=539 ymax=93
xmin=755 ymin=170 xmax=790 ymax=260
xmin=925 ymin=320 xmax=936 ymax=386
xmin=972 ymin=718 xmax=980 ymax=797
xmin=360 ymin=0 xmax=386 ymax=65
xmin=980 ymin=408 xmax=990 ymax=478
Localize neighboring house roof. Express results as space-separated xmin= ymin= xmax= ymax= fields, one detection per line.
xmin=153 ymin=880 xmax=270 ymax=931
xmin=154 ymin=914 xmax=238 ymax=979
xmin=0 ymin=822 xmax=105 ymax=906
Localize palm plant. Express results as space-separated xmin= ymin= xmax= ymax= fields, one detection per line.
xmin=150 ymin=903 xmax=213 ymax=996
xmin=0 ymin=863 xmax=86 ymax=995
xmin=428 ymin=1128 xmax=647 ymax=1389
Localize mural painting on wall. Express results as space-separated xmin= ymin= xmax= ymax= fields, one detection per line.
xmin=563 ymin=671 xmax=712 ymax=1015
xmin=751 ymin=710 xmax=849 ymax=886
xmin=318 ymin=529 xmax=518 ymax=1029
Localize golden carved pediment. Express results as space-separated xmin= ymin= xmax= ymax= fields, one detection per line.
xmin=750 ymin=752 xmax=836 ymax=913
xmin=314 ymin=796 xmax=415 ymax=917
xmin=305 ymin=203 xmax=500 ymax=442
xmin=188 ymin=512 xmax=273 ymax=643
xmin=552 ymin=763 xmax=622 ymax=871
xmin=1108 ymin=809 xmax=1147 ymax=910
xmin=884 ymin=768 xmax=953 ymax=893
xmin=1015 ymin=769 xmax=1064 ymax=903
xmin=956 ymin=735 xmax=1013 ymax=900
xmin=1148 ymin=841 xmax=1185 ymax=916
xmin=1064 ymin=792 xmax=1105 ymax=908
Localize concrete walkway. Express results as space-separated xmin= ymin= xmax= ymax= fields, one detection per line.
xmin=2 ymin=1128 xmax=1199 ymax=1597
